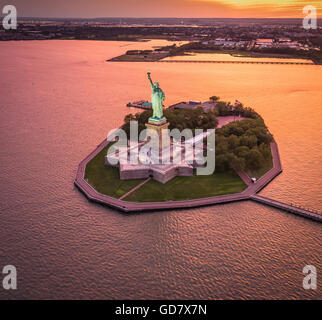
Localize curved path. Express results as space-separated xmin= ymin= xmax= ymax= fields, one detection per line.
xmin=74 ymin=139 xmax=321 ymax=222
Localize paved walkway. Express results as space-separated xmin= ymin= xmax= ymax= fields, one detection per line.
xmin=237 ymin=171 xmax=252 ymax=186
xmin=119 ymin=178 xmax=151 ymax=200
xmin=74 ymin=138 xmax=321 ymax=222
xmin=217 ymin=116 xmax=245 ymax=128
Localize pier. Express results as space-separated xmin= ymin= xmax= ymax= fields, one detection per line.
xmin=250 ymin=195 xmax=322 ymax=222
xmin=127 ymin=100 xmax=152 ymax=110
xmin=158 ymin=60 xmax=314 ymax=65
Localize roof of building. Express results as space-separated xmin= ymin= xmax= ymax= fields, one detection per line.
xmin=256 ymin=38 xmax=274 ymax=43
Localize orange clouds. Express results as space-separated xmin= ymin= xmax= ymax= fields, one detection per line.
xmin=193 ymin=0 xmax=322 ymax=18
xmin=7 ymin=0 xmax=322 ymax=18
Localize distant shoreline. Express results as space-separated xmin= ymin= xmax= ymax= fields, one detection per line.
xmin=109 ymin=58 xmax=315 ymax=65
xmin=108 ymin=51 xmax=317 ymax=65
xmin=157 ymin=60 xmax=314 ymax=65
xmin=108 ymin=43 xmax=321 ymax=65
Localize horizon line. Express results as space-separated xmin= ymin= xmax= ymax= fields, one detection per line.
xmin=18 ymin=16 xmax=322 ymax=20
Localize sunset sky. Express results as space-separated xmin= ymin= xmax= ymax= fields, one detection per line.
xmin=3 ymin=0 xmax=322 ymax=18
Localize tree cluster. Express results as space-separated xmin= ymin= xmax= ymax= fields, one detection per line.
xmin=212 ymin=99 xmax=260 ymax=119
xmin=215 ymin=118 xmax=273 ymax=172
xmin=121 ymin=99 xmax=273 ymax=174
xmin=122 ymin=107 xmax=218 ymax=139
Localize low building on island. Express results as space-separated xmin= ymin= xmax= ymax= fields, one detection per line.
xmin=169 ymin=100 xmax=217 ymax=113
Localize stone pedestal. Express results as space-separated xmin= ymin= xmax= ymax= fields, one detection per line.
xmin=145 ymin=119 xmax=170 ymax=164
xmin=145 ymin=119 xmax=170 ymax=150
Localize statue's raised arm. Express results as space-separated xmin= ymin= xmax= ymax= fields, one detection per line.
xmin=147 ymin=72 xmax=154 ymax=88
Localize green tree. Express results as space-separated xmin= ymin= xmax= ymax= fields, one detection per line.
xmin=234 ymin=145 xmax=250 ymax=158
xmin=258 ymin=143 xmax=272 ymax=160
xmin=240 ymin=135 xmax=258 ymax=148
xmin=210 ymin=96 xmax=220 ymax=103
xmin=228 ymin=134 xmax=240 ymax=149
xmin=215 ymin=153 xmax=229 ymax=172
xmin=230 ymin=156 xmax=246 ymax=172
xmin=246 ymin=148 xmax=264 ymax=170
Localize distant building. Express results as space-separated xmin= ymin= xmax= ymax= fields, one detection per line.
xmin=256 ymin=39 xmax=274 ymax=48
xmin=256 ymin=39 xmax=274 ymax=44
xmin=279 ymin=38 xmax=292 ymax=43
xmin=169 ymin=101 xmax=216 ymax=113
xmin=276 ymin=40 xmax=303 ymax=50
xmin=209 ymin=38 xmax=236 ymax=47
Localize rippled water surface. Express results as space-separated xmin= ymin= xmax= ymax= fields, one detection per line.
xmin=0 ymin=40 xmax=321 ymax=299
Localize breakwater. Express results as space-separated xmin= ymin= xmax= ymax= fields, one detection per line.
xmin=158 ymin=60 xmax=314 ymax=65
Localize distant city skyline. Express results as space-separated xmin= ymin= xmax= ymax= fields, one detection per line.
xmin=3 ymin=0 xmax=322 ymax=19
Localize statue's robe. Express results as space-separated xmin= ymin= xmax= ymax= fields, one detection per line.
xmin=151 ymin=86 xmax=165 ymax=120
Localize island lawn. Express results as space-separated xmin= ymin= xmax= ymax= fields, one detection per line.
xmin=123 ymin=171 xmax=247 ymax=202
xmin=85 ymin=144 xmax=247 ymax=201
xmin=85 ymin=144 xmax=145 ymax=199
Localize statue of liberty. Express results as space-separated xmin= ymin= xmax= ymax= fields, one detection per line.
xmin=147 ymin=72 xmax=166 ymax=122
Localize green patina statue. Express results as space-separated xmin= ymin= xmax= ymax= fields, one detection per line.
xmin=147 ymin=72 xmax=166 ymax=122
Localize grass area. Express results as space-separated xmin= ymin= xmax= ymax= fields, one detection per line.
xmin=124 ymin=171 xmax=247 ymax=202
xmin=246 ymin=150 xmax=273 ymax=180
xmin=85 ymin=143 xmax=145 ymax=198
xmin=85 ymin=143 xmax=247 ymax=201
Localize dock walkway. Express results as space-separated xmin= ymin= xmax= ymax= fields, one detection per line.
xmin=158 ymin=60 xmax=314 ymax=65
xmin=251 ymin=194 xmax=322 ymax=222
